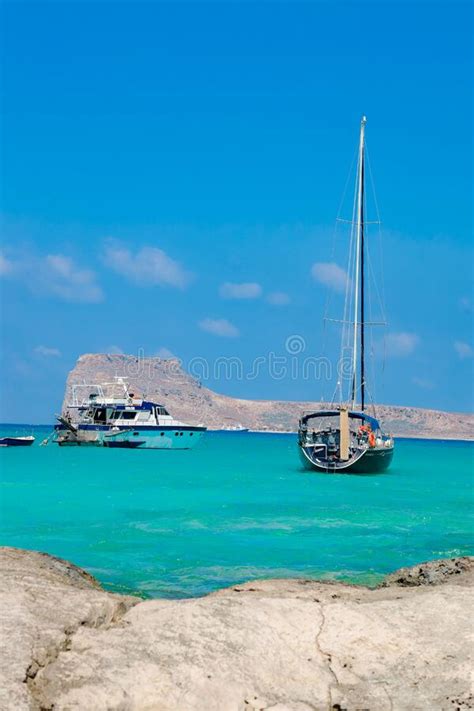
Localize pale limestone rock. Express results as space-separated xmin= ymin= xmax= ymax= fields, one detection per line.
xmin=0 ymin=547 xmax=138 ymax=710
xmin=63 ymin=353 xmax=474 ymax=439
xmin=1 ymin=547 xmax=473 ymax=711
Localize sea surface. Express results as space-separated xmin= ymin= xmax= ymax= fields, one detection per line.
xmin=0 ymin=425 xmax=473 ymax=598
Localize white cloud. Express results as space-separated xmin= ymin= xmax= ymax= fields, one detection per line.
xmin=34 ymin=345 xmax=61 ymax=357
xmin=266 ymin=291 xmax=290 ymax=305
xmin=103 ymin=345 xmax=124 ymax=355
xmin=385 ymin=332 xmax=419 ymax=357
xmin=219 ymin=282 xmax=262 ymax=299
xmin=311 ymin=262 xmax=347 ymax=293
xmin=454 ymin=341 xmax=473 ymax=359
xmin=198 ymin=318 xmax=239 ymax=338
xmin=155 ymin=347 xmax=175 ymax=359
xmin=0 ymin=250 xmax=103 ymax=303
xmin=14 ymin=359 xmax=33 ymax=377
xmin=103 ymin=243 xmax=191 ymax=289
xmin=44 ymin=255 xmax=104 ymax=302
xmin=412 ymin=376 xmax=434 ymax=390
xmin=0 ymin=252 xmax=14 ymax=276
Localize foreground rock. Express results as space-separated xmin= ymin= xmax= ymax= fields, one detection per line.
xmin=0 ymin=548 xmax=137 ymax=711
xmin=1 ymin=548 xmax=473 ymax=711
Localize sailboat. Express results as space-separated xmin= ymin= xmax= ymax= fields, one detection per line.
xmin=298 ymin=116 xmax=394 ymax=474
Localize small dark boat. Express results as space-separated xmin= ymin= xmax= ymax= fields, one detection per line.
xmin=0 ymin=436 xmax=35 ymax=447
xmin=297 ymin=116 xmax=394 ymax=474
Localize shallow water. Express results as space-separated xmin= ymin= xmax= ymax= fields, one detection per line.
xmin=0 ymin=425 xmax=473 ymax=598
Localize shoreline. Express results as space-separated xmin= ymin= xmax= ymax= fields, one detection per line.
xmin=204 ymin=427 xmax=474 ymax=442
xmin=2 ymin=547 xmax=473 ymax=710
xmin=2 ymin=422 xmax=473 ymax=443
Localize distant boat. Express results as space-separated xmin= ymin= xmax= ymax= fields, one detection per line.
xmin=54 ymin=377 xmax=206 ymax=449
xmin=298 ymin=117 xmax=394 ymax=474
xmin=0 ymin=436 xmax=35 ymax=447
xmin=216 ymin=420 xmax=249 ymax=433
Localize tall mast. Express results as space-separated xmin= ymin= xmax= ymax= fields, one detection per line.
xmin=359 ymin=121 xmax=366 ymax=411
xmin=351 ymin=115 xmax=367 ymax=410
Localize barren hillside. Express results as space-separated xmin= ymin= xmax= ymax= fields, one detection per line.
xmin=63 ymin=354 xmax=473 ymax=440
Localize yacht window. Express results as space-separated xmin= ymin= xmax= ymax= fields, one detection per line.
xmin=120 ymin=411 xmax=136 ymax=420
xmin=93 ymin=408 xmax=107 ymax=424
xmin=155 ymin=406 xmax=170 ymax=416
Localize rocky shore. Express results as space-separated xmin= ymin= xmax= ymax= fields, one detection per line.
xmin=1 ymin=548 xmax=473 ymax=710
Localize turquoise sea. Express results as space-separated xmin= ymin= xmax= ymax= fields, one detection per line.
xmin=1 ymin=425 xmax=473 ymax=598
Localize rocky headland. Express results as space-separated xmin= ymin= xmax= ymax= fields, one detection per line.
xmin=63 ymin=354 xmax=474 ymax=440
xmin=1 ymin=547 xmax=473 ymax=710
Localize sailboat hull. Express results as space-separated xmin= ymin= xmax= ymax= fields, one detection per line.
xmin=299 ymin=444 xmax=393 ymax=474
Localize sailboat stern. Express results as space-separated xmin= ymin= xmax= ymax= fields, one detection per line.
xmin=298 ymin=409 xmax=394 ymax=474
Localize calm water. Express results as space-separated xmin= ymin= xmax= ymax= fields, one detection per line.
xmin=0 ymin=425 xmax=473 ymax=598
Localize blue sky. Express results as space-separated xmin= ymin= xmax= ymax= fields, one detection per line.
xmin=1 ymin=0 xmax=472 ymax=422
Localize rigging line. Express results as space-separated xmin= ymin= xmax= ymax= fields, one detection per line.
xmin=323 ymin=145 xmax=357 ymax=325
xmin=325 ymin=318 xmax=386 ymax=325
xmin=337 ymin=218 xmax=380 ymax=225
xmin=366 ymin=142 xmax=387 ymax=324
xmin=369 ymin=261 xmax=378 ymax=406
xmin=337 ymin=139 xmax=363 ymax=410
xmin=365 ymin=208 xmax=374 ymax=406
xmin=365 ymin=185 xmax=377 ymax=400
xmin=324 ymin=144 xmax=358 ymax=374
xmin=320 ymin=166 xmax=355 ymax=404
xmin=346 ymin=231 xmax=356 ymax=396
xmin=380 ymin=329 xmax=387 ymax=410
xmin=364 ymin=382 xmax=378 ymax=420
xmin=338 ymin=224 xmax=352 ymax=399
xmin=366 ymin=215 xmax=383 ymax=409
xmin=351 ymin=118 xmax=366 ymax=409
xmin=330 ymin=378 xmax=340 ymax=408
xmin=336 ymin=145 xmax=359 ymax=220
xmin=366 ymin=142 xmax=388 ymax=404
xmin=366 ymin=240 xmax=387 ymax=323
xmin=345 ymin=146 xmax=360 ymax=362
xmin=341 ymin=144 xmax=360 ymax=403
xmin=364 ymin=177 xmax=386 ymax=322
xmin=368 ymin=257 xmax=377 ymax=406
xmin=365 ymin=142 xmax=381 ymax=222
xmin=365 ymin=144 xmax=386 ymax=409
xmin=321 ymin=222 xmax=339 ymax=356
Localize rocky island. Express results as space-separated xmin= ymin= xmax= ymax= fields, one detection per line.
xmin=1 ymin=547 xmax=473 ymax=710
xmin=63 ymin=354 xmax=474 ymax=440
